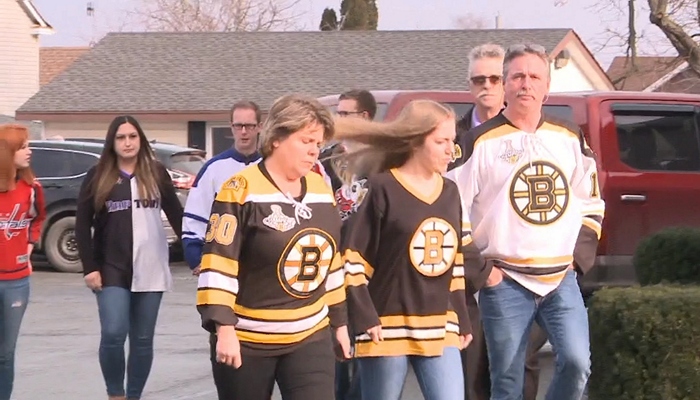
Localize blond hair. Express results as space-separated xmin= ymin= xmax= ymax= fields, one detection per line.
xmin=331 ymin=99 xmax=455 ymax=184
xmin=259 ymin=94 xmax=335 ymax=158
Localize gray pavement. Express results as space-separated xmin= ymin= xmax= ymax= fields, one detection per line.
xmin=12 ymin=263 xmax=556 ymax=400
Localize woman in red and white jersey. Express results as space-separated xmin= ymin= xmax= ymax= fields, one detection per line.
xmin=0 ymin=124 xmax=46 ymax=400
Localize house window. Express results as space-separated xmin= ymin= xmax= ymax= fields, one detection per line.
xmin=613 ymin=104 xmax=700 ymax=172
xmin=206 ymin=124 xmax=233 ymax=158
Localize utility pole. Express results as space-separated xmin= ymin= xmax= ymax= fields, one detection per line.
xmin=87 ymin=2 xmax=97 ymax=47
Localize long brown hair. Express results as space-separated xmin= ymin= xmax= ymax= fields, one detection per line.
xmin=0 ymin=124 xmax=35 ymax=192
xmin=90 ymin=116 xmax=161 ymax=210
xmin=331 ymin=99 xmax=455 ymax=184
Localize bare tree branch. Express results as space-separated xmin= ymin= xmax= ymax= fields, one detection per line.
xmin=558 ymin=0 xmax=699 ymax=90
xmin=648 ymin=0 xmax=700 ymax=75
xmin=125 ymin=0 xmax=305 ymax=32
xmin=452 ymin=13 xmax=491 ymax=29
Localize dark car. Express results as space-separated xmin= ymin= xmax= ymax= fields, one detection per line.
xmin=29 ymin=138 xmax=206 ymax=273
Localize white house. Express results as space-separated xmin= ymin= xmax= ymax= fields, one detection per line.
xmin=0 ymin=0 xmax=53 ymax=117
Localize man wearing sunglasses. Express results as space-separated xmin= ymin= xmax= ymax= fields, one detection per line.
xmin=182 ymin=100 xmax=263 ymax=400
xmin=452 ymin=43 xmax=601 ymax=400
xmin=450 ymin=44 xmax=504 ymax=172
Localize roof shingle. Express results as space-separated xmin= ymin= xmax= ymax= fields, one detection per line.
xmin=606 ymin=56 xmax=684 ymax=91
xmin=40 ymin=47 xmax=90 ymax=86
xmin=18 ymin=29 xmax=572 ymax=114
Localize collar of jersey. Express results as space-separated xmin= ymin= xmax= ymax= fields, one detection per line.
xmin=230 ymin=148 xmax=261 ymax=164
xmin=500 ymin=111 xmax=546 ymax=132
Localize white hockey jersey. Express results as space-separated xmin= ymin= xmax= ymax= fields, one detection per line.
xmin=182 ymin=148 xmax=261 ymax=269
xmin=448 ymin=113 xmax=605 ymax=296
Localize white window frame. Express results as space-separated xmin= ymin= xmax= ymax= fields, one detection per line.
xmin=205 ymin=122 xmax=231 ymax=159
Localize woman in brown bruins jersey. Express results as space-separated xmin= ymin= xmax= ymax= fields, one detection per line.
xmin=334 ymin=99 xmax=474 ymax=400
xmin=196 ymin=94 xmax=352 ymax=400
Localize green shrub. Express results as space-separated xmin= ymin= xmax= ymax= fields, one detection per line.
xmin=588 ymin=285 xmax=700 ymax=400
xmin=634 ymin=227 xmax=700 ymax=285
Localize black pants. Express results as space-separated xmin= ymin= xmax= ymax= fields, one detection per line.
xmin=461 ymin=295 xmax=549 ymax=400
xmin=209 ymin=332 xmax=335 ymax=400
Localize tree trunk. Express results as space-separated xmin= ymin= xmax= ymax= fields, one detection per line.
xmin=648 ymin=0 xmax=700 ymax=76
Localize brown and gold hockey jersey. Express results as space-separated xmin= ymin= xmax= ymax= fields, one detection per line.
xmin=196 ymin=162 xmax=346 ymax=356
xmin=342 ymin=169 xmax=471 ymax=358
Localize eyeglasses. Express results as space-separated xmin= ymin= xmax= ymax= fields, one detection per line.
xmin=231 ymin=123 xmax=258 ymax=131
xmin=337 ymin=111 xmax=364 ymax=117
xmin=470 ymin=75 xmax=502 ymax=86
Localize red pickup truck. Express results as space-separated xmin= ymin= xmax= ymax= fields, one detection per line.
xmin=317 ymin=90 xmax=700 ymax=294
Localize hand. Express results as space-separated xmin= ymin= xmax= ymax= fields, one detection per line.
xmin=192 ymin=265 xmax=201 ymax=276
xmin=485 ymin=267 xmax=504 ymax=288
xmin=366 ymin=325 xmax=383 ymax=344
xmin=459 ymin=333 xmax=473 ymax=350
xmin=334 ymin=325 xmax=352 ymax=360
xmin=27 ymin=244 xmax=34 ymax=272
xmin=84 ymin=271 xmax=102 ymax=291
xmin=216 ymin=325 xmax=242 ymax=369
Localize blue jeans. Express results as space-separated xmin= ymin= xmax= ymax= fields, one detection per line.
xmin=335 ymin=358 xmax=361 ymax=400
xmin=96 ymin=286 xmax=163 ymax=399
xmin=357 ymin=346 xmax=464 ymax=400
xmin=479 ymin=270 xmax=590 ymax=400
xmin=0 ymin=277 xmax=30 ymax=400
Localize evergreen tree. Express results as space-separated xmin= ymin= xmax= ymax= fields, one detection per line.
xmin=365 ymin=0 xmax=378 ymax=30
xmin=339 ymin=0 xmax=367 ymax=30
xmin=319 ymin=7 xmax=339 ymax=31
xmin=319 ymin=0 xmax=378 ymax=31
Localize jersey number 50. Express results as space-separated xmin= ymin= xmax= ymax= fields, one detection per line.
xmin=205 ymin=213 xmax=238 ymax=246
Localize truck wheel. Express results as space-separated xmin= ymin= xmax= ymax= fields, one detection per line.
xmin=44 ymin=216 xmax=83 ymax=273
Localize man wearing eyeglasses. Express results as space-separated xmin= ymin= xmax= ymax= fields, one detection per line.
xmin=182 ymin=100 xmax=262 ymax=400
xmin=449 ymin=44 xmax=549 ymax=400
xmin=452 ymin=43 xmax=603 ymax=400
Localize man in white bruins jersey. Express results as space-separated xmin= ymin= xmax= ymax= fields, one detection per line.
xmin=450 ymin=44 xmax=604 ymax=400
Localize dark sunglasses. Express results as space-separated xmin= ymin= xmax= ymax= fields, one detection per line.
xmin=231 ymin=123 xmax=258 ymax=131
xmin=470 ymin=75 xmax=502 ymax=86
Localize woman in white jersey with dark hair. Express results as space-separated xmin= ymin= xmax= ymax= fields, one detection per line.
xmin=76 ymin=115 xmax=183 ymax=400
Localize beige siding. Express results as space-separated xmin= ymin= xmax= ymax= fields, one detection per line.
xmin=550 ymin=60 xmax=595 ymax=92
xmin=0 ymin=0 xmax=41 ymax=116
xmin=549 ymin=43 xmax=612 ymax=92
xmin=44 ymin=121 xmax=189 ymax=146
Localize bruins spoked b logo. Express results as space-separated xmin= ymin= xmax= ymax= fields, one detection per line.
xmin=409 ymin=218 xmax=458 ymax=277
xmin=510 ymin=161 xmax=569 ymax=225
xmin=278 ymin=228 xmax=336 ymax=298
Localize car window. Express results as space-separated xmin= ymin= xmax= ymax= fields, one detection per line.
xmin=30 ymin=148 xmax=97 ymax=179
xmin=326 ymin=102 xmax=389 ymax=121
xmin=444 ymin=102 xmax=473 ymax=120
xmin=443 ymin=102 xmax=574 ymax=124
xmin=170 ymin=153 xmax=206 ymax=175
xmin=613 ymin=106 xmax=700 ymax=172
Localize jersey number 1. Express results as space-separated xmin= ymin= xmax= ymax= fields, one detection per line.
xmin=590 ymin=172 xmax=600 ymax=198
xmin=205 ymin=213 xmax=238 ymax=246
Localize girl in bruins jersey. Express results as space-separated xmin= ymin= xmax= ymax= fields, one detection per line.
xmin=196 ymin=94 xmax=351 ymax=400
xmin=333 ymin=99 xmax=474 ymax=400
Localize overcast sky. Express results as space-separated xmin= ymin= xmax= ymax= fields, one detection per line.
xmin=32 ymin=0 xmax=672 ymax=69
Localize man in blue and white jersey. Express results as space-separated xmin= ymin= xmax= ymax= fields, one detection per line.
xmin=182 ymin=100 xmax=262 ymax=399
